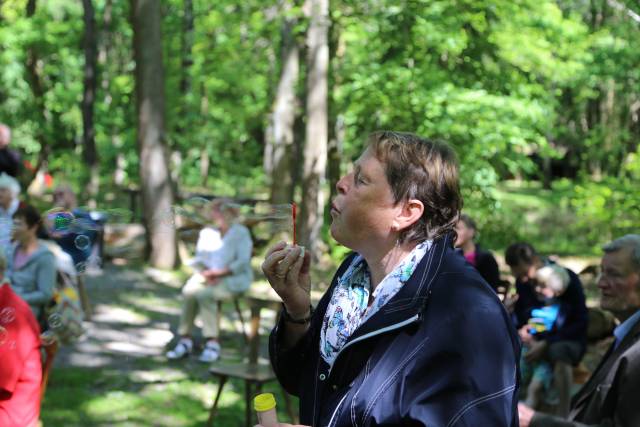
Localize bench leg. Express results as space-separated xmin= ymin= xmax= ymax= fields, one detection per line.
xmin=77 ymin=275 xmax=92 ymax=320
xmin=233 ymin=299 xmax=248 ymax=344
xmin=245 ymin=380 xmax=253 ymax=427
xmin=207 ymin=375 xmax=228 ymax=427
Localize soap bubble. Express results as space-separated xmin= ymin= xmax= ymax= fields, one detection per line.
xmin=45 ymin=209 xmax=75 ymax=235
xmin=75 ymin=261 xmax=88 ymax=274
xmin=0 ymin=307 xmax=16 ymax=325
xmin=48 ymin=313 xmax=63 ymax=329
xmin=147 ymin=198 xmax=297 ymax=243
xmin=74 ymin=234 xmax=91 ymax=250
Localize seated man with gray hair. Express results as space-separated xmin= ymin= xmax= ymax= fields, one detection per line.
xmin=520 ymin=234 xmax=640 ymax=426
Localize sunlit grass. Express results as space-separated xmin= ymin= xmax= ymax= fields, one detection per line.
xmin=41 ymin=366 xmax=297 ymax=427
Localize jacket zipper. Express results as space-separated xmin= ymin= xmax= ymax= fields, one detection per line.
xmin=323 ymin=315 xmax=420 ymax=426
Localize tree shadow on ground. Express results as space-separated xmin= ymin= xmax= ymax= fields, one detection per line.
xmin=44 ymin=264 xmax=288 ymax=426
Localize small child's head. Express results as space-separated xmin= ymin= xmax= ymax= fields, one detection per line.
xmin=535 ymin=265 xmax=570 ymax=299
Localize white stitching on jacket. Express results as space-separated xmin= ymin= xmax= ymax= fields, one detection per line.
xmin=446 ymin=384 xmax=517 ymax=427
xmin=351 ymin=358 xmax=372 ymax=427
xmin=361 ymin=335 xmax=431 ymax=423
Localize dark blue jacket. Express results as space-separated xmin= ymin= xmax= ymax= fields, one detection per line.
xmin=270 ymin=234 xmax=520 ymax=427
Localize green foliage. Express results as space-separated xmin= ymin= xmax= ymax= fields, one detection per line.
xmin=0 ymin=0 xmax=638 ymax=252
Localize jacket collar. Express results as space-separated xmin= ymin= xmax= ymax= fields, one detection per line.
xmin=342 ymin=232 xmax=453 ymax=343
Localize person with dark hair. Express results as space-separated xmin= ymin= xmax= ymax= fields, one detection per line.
xmin=0 ymin=124 xmax=22 ymax=178
xmin=455 ymin=213 xmax=501 ymax=291
xmin=505 ymin=242 xmax=545 ymax=327
xmin=262 ymin=131 xmax=520 ymax=426
xmin=519 ymin=234 xmax=640 ymax=427
xmin=0 ymin=249 xmax=42 ymax=427
xmin=505 ymin=242 xmax=588 ymax=417
xmin=7 ymin=205 xmax=56 ymax=319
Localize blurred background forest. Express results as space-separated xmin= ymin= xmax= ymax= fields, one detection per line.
xmin=1 ymin=0 xmax=639 ymax=263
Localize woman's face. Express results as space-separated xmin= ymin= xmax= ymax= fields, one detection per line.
xmin=330 ymin=148 xmax=401 ymax=252
xmin=209 ymin=205 xmax=228 ymax=229
xmin=454 ymin=220 xmax=474 ymax=248
xmin=11 ymin=217 xmax=35 ymax=242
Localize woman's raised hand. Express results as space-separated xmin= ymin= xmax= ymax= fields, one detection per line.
xmin=262 ymin=241 xmax=311 ymax=317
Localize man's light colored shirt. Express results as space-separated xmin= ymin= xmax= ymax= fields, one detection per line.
xmin=613 ymin=309 xmax=640 ymax=348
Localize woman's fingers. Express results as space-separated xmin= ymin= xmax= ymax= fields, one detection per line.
xmin=262 ymin=247 xmax=290 ymax=276
xmin=264 ymin=241 xmax=287 ymax=258
xmin=286 ymin=249 xmax=306 ymax=284
xmin=277 ymin=247 xmax=302 ymax=276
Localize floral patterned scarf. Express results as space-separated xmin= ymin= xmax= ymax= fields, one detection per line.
xmin=320 ymin=240 xmax=432 ymax=366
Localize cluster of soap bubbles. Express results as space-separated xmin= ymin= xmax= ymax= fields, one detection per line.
xmin=45 ymin=207 xmax=135 ymax=254
xmin=45 ymin=207 xmax=132 ymax=235
xmin=151 ymin=197 xmax=295 ymax=239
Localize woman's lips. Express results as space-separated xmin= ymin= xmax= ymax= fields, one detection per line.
xmin=330 ymin=202 xmax=340 ymax=215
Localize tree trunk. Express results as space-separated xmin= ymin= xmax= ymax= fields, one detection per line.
xmin=327 ymin=115 xmax=344 ymax=208
xmin=131 ymin=0 xmax=177 ymax=269
xmin=180 ymin=0 xmax=194 ymax=96
xmin=267 ymin=6 xmax=299 ymax=205
xmin=298 ymin=0 xmax=329 ymax=253
xmin=82 ymin=0 xmax=99 ymax=208
xmin=23 ymin=0 xmax=49 ymax=191
xmin=199 ymin=147 xmax=210 ymax=187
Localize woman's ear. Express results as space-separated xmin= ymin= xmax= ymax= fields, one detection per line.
xmin=393 ymin=199 xmax=424 ymax=232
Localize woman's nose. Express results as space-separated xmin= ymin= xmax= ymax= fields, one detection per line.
xmin=336 ymin=174 xmax=349 ymax=194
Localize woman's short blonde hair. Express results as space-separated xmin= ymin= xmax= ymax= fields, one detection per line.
xmin=536 ymin=265 xmax=570 ymax=295
xmin=368 ymin=131 xmax=462 ymax=243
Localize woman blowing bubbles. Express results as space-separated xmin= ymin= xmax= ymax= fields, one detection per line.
xmin=262 ymin=131 xmax=520 ymax=427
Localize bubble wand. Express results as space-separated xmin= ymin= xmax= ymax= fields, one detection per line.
xmin=292 ymin=202 xmax=297 ymax=245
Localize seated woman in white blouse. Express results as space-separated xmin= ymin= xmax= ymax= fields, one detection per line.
xmin=166 ymin=199 xmax=253 ymax=363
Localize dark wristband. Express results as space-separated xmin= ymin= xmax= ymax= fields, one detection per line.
xmin=282 ymin=304 xmax=314 ymax=324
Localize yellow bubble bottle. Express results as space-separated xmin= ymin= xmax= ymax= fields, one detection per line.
xmin=254 ymin=393 xmax=279 ymax=427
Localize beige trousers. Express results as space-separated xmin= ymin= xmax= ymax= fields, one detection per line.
xmin=177 ymin=273 xmax=233 ymax=338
